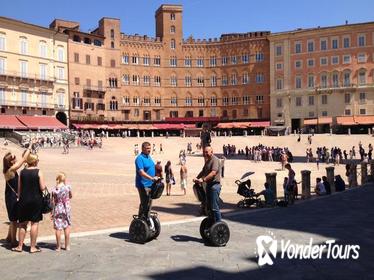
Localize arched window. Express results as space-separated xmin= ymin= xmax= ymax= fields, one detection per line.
xmin=170 ymin=25 xmax=176 ymax=34
xmin=198 ymin=95 xmax=205 ymax=106
xmin=358 ymin=69 xmax=366 ymax=85
xmin=170 ymin=94 xmax=177 ymax=106
xmin=170 ymin=39 xmax=176 ymax=49
xmin=211 ymin=94 xmax=217 ymax=106
xmin=39 ymin=41 xmax=47 ymax=58
xmin=185 ymin=94 xmax=192 ymax=106
xmin=57 ymin=45 xmax=64 ymax=62
xmin=343 ymin=70 xmax=351 ymax=87
xmin=0 ymin=32 xmax=6 ymax=51
xmin=20 ymin=36 xmax=28 ymax=54
xmin=110 ymin=96 xmax=118 ymax=110
xmin=170 ymin=13 xmax=175 ymax=20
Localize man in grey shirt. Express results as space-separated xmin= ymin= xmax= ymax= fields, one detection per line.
xmin=193 ymin=146 xmax=222 ymax=222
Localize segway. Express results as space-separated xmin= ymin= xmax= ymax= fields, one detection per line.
xmin=129 ymin=179 xmax=164 ymax=243
xmin=194 ymin=183 xmax=230 ymax=246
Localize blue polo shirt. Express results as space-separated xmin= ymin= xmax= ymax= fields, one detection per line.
xmin=135 ymin=153 xmax=155 ymax=188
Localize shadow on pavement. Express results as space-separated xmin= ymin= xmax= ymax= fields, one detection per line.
xmin=147 ymin=186 xmax=374 ymax=279
xmin=170 ymin=235 xmax=204 ymax=244
xmin=152 ymin=201 xmax=238 ymax=217
xmin=109 ymin=232 xmax=130 ymax=240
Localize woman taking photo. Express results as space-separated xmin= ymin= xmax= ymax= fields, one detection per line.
xmin=12 ymin=153 xmax=46 ymax=253
xmin=3 ymin=148 xmax=31 ymax=246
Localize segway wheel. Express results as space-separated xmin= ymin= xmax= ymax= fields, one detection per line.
xmin=199 ymin=217 xmax=213 ymax=242
xmin=129 ymin=218 xmax=150 ymax=243
xmin=209 ymin=221 xmax=230 ymax=247
xmin=149 ymin=215 xmax=161 ymax=240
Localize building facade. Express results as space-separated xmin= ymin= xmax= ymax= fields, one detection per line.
xmin=0 ymin=17 xmax=69 ymax=124
xmin=119 ymin=5 xmax=270 ymax=123
xmin=269 ymin=22 xmax=374 ymax=130
xmin=50 ymin=17 xmax=121 ymax=124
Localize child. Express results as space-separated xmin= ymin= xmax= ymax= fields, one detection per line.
xmin=51 ymin=172 xmax=72 ymax=251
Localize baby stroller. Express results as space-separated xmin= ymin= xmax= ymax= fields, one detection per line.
xmin=236 ymin=172 xmax=262 ymax=208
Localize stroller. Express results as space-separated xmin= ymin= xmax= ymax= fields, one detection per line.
xmin=235 ymin=172 xmax=262 ymax=208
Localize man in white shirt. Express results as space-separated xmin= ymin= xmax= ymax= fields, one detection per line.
xmin=315 ymin=177 xmax=326 ymax=195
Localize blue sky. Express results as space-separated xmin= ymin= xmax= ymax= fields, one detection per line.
xmin=2 ymin=0 xmax=374 ymax=38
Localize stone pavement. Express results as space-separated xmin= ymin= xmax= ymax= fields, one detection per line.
xmin=1 ymin=184 xmax=373 ymax=280
xmin=2 ymin=134 xmax=373 ymax=238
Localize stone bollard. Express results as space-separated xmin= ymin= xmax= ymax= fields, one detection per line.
xmin=137 ymin=131 xmax=140 ymax=138
xmin=265 ymin=172 xmax=277 ymax=198
xmin=361 ymin=162 xmax=368 ymax=185
xmin=294 ymin=130 xmax=296 ymax=136
xmin=351 ymin=164 xmax=358 ymax=187
xmin=329 ymin=128 xmax=332 ymax=135
xmin=151 ymin=131 xmax=154 ymax=138
xmin=326 ymin=166 xmax=335 ymax=193
xmin=301 ymin=170 xmax=311 ymax=199
xmin=348 ymin=128 xmax=351 ymax=135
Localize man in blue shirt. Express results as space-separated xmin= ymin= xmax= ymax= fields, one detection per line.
xmin=135 ymin=142 xmax=158 ymax=220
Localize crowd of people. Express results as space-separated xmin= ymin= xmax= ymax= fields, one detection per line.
xmin=306 ymin=142 xmax=373 ymax=169
xmin=222 ymin=144 xmax=293 ymax=166
xmin=76 ymin=131 xmax=103 ymax=149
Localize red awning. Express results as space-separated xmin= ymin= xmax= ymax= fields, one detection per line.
xmin=304 ymin=117 xmax=332 ymax=125
xmin=336 ymin=116 xmax=355 ymax=126
xmin=354 ymin=116 xmax=374 ymax=125
xmin=304 ymin=119 xmax=317 ymax=125
xmin=318 ymin=117 xmax=333 ymax=124
xmin=17 ymin=116 xmax=67 ymax=129
xmin=137 ymin=124 xmax=157 ymax=130
xmin=108 ymin=124 xmax=124 ymax=130
xmin=0 ymin=115 xmax=27 ymax=129
xmin=249 ymin=121 xmax=270 ymax=128
xmin=153 ymin=123 xmax=185 ymax=130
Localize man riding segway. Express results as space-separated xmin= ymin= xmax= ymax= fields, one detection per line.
xmin=129 ymin=142 xmax=164 ymax=243
xmin=193 ymin=145 xmax=230 ymax=246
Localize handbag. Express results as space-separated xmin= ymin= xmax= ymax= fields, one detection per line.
xmin=41 ymin=188 xmax=53 ymax=214
xmin=151 ymin=180 xmax=165 ymax=199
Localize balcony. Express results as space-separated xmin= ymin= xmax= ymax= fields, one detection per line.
xmin=0 ymin=70 xmax=55 ymax=86
xmin=0 ymin=99 xmax=55 ymax=109
xmin=83 ymin=85 xmax=106 ymax=94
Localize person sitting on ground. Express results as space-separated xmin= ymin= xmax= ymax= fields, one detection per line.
xmin=315 ymin=177 xmax=326 ymax=196
xmin=322 ymin=176 xmax=331 ymax=195
xmin=334 ymin=175 xmax=346 ymax=192
xmin=256 ymin=182 xmax=275 ymax=207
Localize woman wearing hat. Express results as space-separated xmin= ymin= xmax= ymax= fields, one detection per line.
xmin=3 ymin=148 xmax=31 ymax=246
xmin=12 ymin=153 xmax=46 ymax=253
